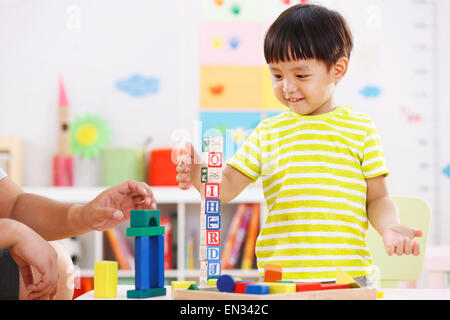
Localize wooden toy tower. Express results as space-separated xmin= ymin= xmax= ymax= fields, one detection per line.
xmin=199 ymin=136 xmax=223 ymax=287
xmin=53 ymin=78 xmax=74 ymax=186
xmin=126 ymin=209 xmax=166 ymax=298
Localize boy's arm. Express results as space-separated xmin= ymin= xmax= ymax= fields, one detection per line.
xmin=176 ymin=142 xmax=253 ymax=204
xmin=366 ymin=176 xmax=423 ymax=256
xmin=210 ymin=165 xmax=253 ymax=203
xmin=366 ymin=175 xmax=400 ymax=235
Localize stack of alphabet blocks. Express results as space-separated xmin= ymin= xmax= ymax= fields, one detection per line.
xmin=126 ymin=209 xmax=166 ymax=298
xmin=199 ymin=136 xmax=223 ymax=287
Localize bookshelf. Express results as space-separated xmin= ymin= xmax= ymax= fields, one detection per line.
xmin=24 ymin=183 xmax=265 ymax=281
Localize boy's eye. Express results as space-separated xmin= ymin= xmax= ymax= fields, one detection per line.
xmin=297 ymin=75 xmax=308 ymax=79
xmin=272 ymin=74 xmax=282 ymax=80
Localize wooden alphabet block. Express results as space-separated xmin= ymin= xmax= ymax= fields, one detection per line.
xmin=206 ymin=230 xmax=220 ymax=246
xmin=207 ymin=167 xmax=222 ymax=183
xmin=206 ymin=215 xmax=220 ymax=230
xmin=210 ymin=136 xmax=224 ymax=152
xmin=208 ymin=152 xmax=222 ymax=168
xmin=205 ymin=199 xmax=220 ymax=214
xmin=205 ymin=183 xmax=220 ymax=199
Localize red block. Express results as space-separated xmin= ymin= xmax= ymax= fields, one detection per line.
xmin=296 ymin=282 xmax=322 ymax=292
xmin=320 ymin=283 xmax=350 ymax=290
xmin=148 ymin=148 xmax=178 ymax=186
xmin=234 ymin=281 xmax=254 ymax=294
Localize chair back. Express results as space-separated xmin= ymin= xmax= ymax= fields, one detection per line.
xmin=366 ymin=196 xmax=431 ymax=288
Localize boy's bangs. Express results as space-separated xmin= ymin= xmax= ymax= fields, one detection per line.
xmin=265 ymin=35 xmax=316 ymax=64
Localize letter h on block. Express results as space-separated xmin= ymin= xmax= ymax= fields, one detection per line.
xmin=126 ymin=210 xmax=166 ymax=299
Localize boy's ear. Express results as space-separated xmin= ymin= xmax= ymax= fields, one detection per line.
xmin=332 ymin=57 xmax=349 ymax=83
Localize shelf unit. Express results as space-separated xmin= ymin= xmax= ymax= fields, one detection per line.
xmin=24 ymin=184 xmax=265 ymax=281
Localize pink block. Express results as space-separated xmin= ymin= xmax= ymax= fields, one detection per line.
xmin=53 ymin=155 xmax=74 ymax=186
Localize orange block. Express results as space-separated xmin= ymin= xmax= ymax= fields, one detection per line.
xmin=263 ymin=264 xmax=282 ymax=282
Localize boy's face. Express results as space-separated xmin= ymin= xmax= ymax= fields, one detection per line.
xmin=268 ymin=58 xmax=344 ymax=116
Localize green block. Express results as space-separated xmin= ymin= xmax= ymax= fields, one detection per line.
xmin=127 ymin=287 xmax=166 ymax=299
xmin=127 ymin=226 xmax=165 ymax=237
xmin=102 ymin=148 xmax=145 ymax=187
xmin=277 ymin=280 xmax=294 ymax=283
xmin=130 ymin=210 xmax=161 ymax=227
xmin=188 ymin=284 xmax=199 ymax=291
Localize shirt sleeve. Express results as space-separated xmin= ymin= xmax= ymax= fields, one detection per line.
xmin=362 ymin=120 xmax=389 ymax=179
xmin=226 ymin=126 xmax=262 ymax=181
xmin=0 ymin=168 xmax=7 ymax=181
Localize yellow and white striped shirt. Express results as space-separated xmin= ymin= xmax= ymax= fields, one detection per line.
xmin=227 ymin=106 xmax=389 ymax=282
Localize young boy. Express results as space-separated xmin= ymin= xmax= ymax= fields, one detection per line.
xmin=176 ymin=4 xmax=423 ymax=283
xmin=0 ymin=167 xmax=156 ymax=299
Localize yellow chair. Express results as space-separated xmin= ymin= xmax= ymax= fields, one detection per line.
xmin=366 ymin=196 xmax=431 ymax=288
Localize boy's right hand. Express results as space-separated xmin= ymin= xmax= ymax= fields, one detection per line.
xmin=174 ymin=142 xmax=201 ymax=190
xmin=8 ymin=220 xmax=58 ymax=300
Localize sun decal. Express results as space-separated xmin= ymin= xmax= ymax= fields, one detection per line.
xmin=70 ymin=113 xmax=111 ymax=159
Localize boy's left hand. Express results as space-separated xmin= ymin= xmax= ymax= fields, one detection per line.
xmin=76 ymin=180 xmax=156 ymax=231
xmin=382 ymin=224 xmax=423 ymax=256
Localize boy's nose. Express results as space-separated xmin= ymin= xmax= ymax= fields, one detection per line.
xmin=283 ymin=80 xmax=297 ymax=94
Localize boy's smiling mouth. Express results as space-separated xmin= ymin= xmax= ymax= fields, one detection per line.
xmin=288 ymin=97 xmax=304 ymax=103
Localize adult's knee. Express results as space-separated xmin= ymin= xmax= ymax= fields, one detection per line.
xmin=19 ymin=240 xmax=75 ymax=300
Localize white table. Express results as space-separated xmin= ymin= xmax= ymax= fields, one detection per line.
xmin=76 ymin=285 xmax=450 ymax=300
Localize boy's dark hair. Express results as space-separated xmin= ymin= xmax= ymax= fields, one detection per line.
xmin=264 ymin=4 xmax=353 ymax=69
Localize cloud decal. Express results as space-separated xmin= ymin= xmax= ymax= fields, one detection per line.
xmin=359 ymin=85 xmax=381 ymax=98
xmin=116 ymin=74 xmax=160 ymax=97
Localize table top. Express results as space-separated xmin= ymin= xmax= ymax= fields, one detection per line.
xmin=76 ymin=285 xmax=450 ymax=300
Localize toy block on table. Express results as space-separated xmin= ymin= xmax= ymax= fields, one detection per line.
xmin=234 ymin=281 xmax=255 ymax=294
xmin=263 ymin=264 xmax=283 ymax=282
xmin=296 ymin=282 xmax=322 ymax=292
xmin=265 ymin=282 xmax=296 ymax=294
xmin=207 ymin=278 xmax=218 ymax=286
xmin=127 ymin=287 xmax=166 ymax=299
xmin=335 ymin=268 xmax=361 ymax=288
xmin=217 ymin=274 xmax=235 ymax=292
xmin=199 ymin=136 xmax=224 ymax=288
xmin=130 ymin=209 xmax=161 ymax=227
xmin=94 ymin=261 xmax=118 ymax=298
xmin=149 ymin=235 xmax=165 ymax=288
xmin=134 ymin=236 xmax=150 ymax=290
xmin=321 ymin=283 xmax=350 ymax=290
xmin=171 ymin=281 xmax=197 ymax=291
xmin=126 ymin=226 xmax=165 ymax=237
xmin=188 ymin=284 xmax=200 ymax=290
xmin=127 ymin=209 xmax=166 ymax=299
xmin=245 ymin=284 xmax=270 ymax=295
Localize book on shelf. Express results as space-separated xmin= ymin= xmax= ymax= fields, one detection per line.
xmin=221 ymin=203 xmax=260 ymax=270
xmin=105 ymin=228 xmax=133 ymax=270
xmin=221 ymin=203 xmax=247 ymax=269
xmin=186 ymin=233 xmax=195 ymax=270
xmin=241 ymin=203 xmax=260 ymax=270
xmin=160 ymin=216 xmax=173 ymax=270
